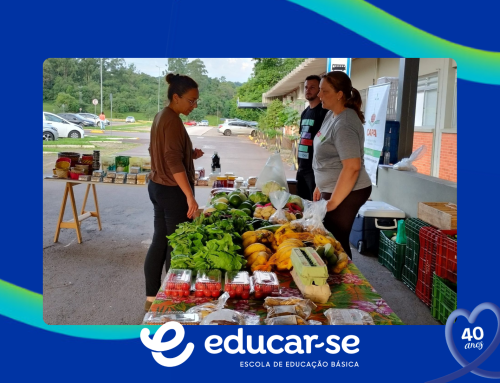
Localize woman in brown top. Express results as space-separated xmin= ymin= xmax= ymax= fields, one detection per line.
xmin=144 ymin=73 xmax=204 ymax=311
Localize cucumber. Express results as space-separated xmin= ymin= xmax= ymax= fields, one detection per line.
xmin=259 ymin=224 xmax=282 ymax=233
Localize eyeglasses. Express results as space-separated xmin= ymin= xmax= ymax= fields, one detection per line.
xmin=181 ymin=97 xmax=200 ymax=106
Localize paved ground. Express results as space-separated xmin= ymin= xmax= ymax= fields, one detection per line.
xmin=43 ymin=128 xmax=439 ymax=325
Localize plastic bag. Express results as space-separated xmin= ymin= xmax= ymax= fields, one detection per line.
xmin=186 ymin=292 xmax=230 ymax=319
xmin=396 ymin=219 xmax=407 ymax=245
xmin=290 ymin=199 xmax=329 ymax=235
xmin=142 ymin=312 xmax=201 ymax=325
xmin=265 ymin=315 xmax=315 ymax=325
xmin=324 ymin=308 xmax=375 ymax=325
xmin=266 ymin=304 xmax=312 ymax=320
xmin=263 ymin=296 xmax=317 ymax=310
xmin=393 ymin=145 xmax=427 ymax=172
xmin=255 ymin=153 xmax=289 ymax=194
xmin=200 ymin=308 xmax=260 ymax=325
xmin=269 ymin=190 xmax=291 ymax=224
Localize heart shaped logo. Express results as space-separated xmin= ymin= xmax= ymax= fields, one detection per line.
xmin=427 ymin=302 xmax=500 ymax=382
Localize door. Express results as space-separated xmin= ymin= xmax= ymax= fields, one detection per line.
xmin=242 ymin=123 xmax=254 ymax=135
xmin=43 ymin=112 xmax=71 ymax=137
xmin=228 ymin=122 xmax=240 ymax=134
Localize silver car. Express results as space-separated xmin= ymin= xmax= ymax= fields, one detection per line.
xmin=43 ymin=123 xmax=59 ymax=141
xmin=125 ymin=116 xmax=136 ymax=123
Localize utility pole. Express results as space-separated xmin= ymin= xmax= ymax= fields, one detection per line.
xmin=155 ymin=65 xmax=161 ymax=112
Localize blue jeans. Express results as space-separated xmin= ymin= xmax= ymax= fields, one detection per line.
xmin=100 ymin=121 xmax=105 ymax=130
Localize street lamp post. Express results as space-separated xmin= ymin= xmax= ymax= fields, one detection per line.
xmin=155 ymin=65 xmax=161 ymax=112
xmin=100 ymin=58 xmax=103 ymax=114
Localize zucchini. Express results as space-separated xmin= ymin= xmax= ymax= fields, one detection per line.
xmin=259 ymin=224 xmax=282 ymax=233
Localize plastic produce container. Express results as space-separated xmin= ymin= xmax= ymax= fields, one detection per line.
xmin=163 ymin=269 xmax=192 ymax=298
xmin=431 ymin=273 xmax=457 ymax=324
xmin=378 ymin=229 xmax=406 ymax=280
xmin=252 ymin=271 xmax=280 ymax=299
xmin=416 ymin=227 xmax=442 ymax=307
xmin=224 ymin=271 xmax=251 ymax=299
xmin=195 ymin=270 xmax=222 ymax=298
xmin=402 ymin=218 xmax=432 ymax=292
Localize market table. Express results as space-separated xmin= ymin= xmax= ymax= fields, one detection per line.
xmin=44 ymin=176 xmax=147 ymax=244
xmin=148 ymin=260 xmax=404 ymax=325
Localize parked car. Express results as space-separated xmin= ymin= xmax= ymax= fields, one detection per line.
xmin=58 ymin=113 xmax=94 ymax=127
xmin=125 ymin=116 xmax=136 ymax=123
xmin=184 ymin=121 xmax=197 ymax=126
xmin=43 ymin=123 xmax=59 ymax=141
xmin=218 ymin=120 xmax=257 ymax=136
xmin=43 ymin=112 xmax=85 ymax=138
xmin=79 ymin=113 xmax=110 ymax=126
xmin=199 ymin=120 xmax=209 ymax=126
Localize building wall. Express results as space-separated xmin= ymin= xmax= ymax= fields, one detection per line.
xmin=439 ymin=132 xmax=457 ymax=182
xmin=412 ymin=132 xmax=434 ymax=176
xmin=370 ymin=167 xmax=457 ymax=218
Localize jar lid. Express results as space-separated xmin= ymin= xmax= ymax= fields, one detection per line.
xmin=228 ymin=176 xmax=237 ymax=180
xmin=216 ymin=176 xmax=227 ymax=180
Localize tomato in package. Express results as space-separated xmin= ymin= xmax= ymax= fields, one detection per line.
xmin=224 ymin=271 xmax=251 ymax=299
xmin=163 ymin=269 xmax=192 ymax=299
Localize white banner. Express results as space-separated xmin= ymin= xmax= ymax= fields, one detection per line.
xmin=363 ymin=83 xmax=390 ymax=185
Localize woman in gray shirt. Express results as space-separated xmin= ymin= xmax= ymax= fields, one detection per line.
xmin=312 ymin=71 xmax=372 ymax=259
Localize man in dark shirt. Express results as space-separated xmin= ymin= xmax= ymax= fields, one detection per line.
xmin=296 ymin=75 xmax=328 ymax=201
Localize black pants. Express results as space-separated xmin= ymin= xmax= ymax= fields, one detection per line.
xmin=322 ymin=186 xmax=372 ymax=259
xmin=144 ymin=180 xmax=193 ymax=296
xmin=296 ymin=168 xmax=316 ymax=201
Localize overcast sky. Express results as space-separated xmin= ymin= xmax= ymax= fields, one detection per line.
xmin=123 ymin=58 xmax=254 ymax=83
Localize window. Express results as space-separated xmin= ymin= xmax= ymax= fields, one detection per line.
xmin=45 ymin=113 xmax=63 ymax=123
xmin=414 ymin=73 xmax=438 ymax=129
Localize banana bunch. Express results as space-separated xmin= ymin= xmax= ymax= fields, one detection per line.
xmin=332 ymin=252 xmax=349 ymax=274
xmin=254 ymin=238 xmax=305 ymax=272
xmin=241 ymin=230 xmax=274 ymax=272
xmin=275 ymin=223 xmax=314 ymax=245
xmin=313 ymin=234 xmax=342 ymax=251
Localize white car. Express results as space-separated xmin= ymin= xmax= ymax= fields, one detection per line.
xmin=79 ymin=113 xmax=110 ymax=126
xmin=199 ymin=120 xmax=209 ymax=126
xmin=218 ymin=120 xmax=257 ymax=136
xmin=125 ymin=116 xmax=136 ymax=123
xmin=43 ymin=123 xmax=59 ymax=141
xmin=43 ymin=112 xmax=85 ymax=139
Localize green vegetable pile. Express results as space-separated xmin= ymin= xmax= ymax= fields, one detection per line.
xmin=168 ymin=210 xmax=268 ymax=271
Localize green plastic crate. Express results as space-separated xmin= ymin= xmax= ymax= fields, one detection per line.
xmin=378 ymin=230 xmax=406 ymax=280
xmin=431 ymin=273 xmax=457 ymax=324
xmin=402 ymin=218 xmax=432 ymax=292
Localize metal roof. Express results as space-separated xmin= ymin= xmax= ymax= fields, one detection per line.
xmin=263 ymin=58 xmax=327 ymax=98
xmin=237 ymin=101 xmax=267 ymax=109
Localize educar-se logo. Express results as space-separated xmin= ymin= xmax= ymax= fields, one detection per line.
xmin=141 ymin=323 xmax=360 ymax=367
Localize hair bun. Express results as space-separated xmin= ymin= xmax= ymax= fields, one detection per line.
xmin=165 ymin=73 xmax=176 ymax=84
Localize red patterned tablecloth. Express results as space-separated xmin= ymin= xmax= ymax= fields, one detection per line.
xmin=149 ymin=260 xmax=404 ymax=325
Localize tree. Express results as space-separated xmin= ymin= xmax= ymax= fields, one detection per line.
xmin=166 ymin=58 xmax=188 ymax=75
xmin=55 ymin=92 xmax=78 ymax=112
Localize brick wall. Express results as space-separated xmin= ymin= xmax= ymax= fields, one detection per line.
xmin=439 ymin=133 xmax=457 ymax=182
xmin=412 ymin=132 xmax=433 ymax=176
